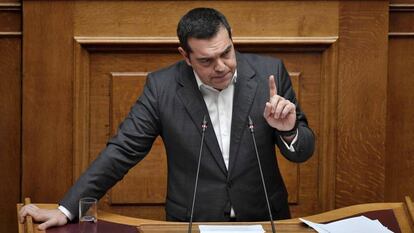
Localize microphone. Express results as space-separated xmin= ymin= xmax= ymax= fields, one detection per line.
xmin=188 ymin=115 xmax=208 ymax=233
xmin=248 ymin=116 xmax=276 ymax=233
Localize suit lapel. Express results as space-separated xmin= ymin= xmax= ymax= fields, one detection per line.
xmin=228 ymin=54 xmax=257 ymax=177
xmin=176 ymin=62 xmax=228 ymax=176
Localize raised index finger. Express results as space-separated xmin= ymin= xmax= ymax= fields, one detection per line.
xmin=269 ymin=75 xmax=277 ymax=98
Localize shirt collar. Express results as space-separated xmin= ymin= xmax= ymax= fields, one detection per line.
xmin=194 ymin=69 xmax=238 ymax=91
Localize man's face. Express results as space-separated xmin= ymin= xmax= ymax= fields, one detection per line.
xmin=179 ymin=27 xmax=237 ymax=90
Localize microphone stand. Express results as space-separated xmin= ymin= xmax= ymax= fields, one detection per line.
xmin=188 ymin=115 xmax=208 ymax=233
xmin=248 ymin=116 xmax=276 ymax=233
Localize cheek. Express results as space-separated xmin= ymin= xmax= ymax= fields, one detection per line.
xmin=225 ymin=58 xmax=237 ymax=70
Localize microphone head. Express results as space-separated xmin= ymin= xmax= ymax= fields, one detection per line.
xmin=248 ymin=116 xmax=254 ymax=132
xmin=202 ymin=115 xmax=208 ymax=130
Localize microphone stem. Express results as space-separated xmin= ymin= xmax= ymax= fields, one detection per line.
xmin=250 ymin=127 xmax=276 ymax=233
xmin=188 ymin=119 xmax=207 ymax=233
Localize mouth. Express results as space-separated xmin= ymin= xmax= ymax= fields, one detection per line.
xmin=212 ymin=71 xmax=232 ymax=80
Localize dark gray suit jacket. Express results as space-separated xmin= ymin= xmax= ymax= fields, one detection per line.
xmin=60 ymin=52 xmax=315 ymax=222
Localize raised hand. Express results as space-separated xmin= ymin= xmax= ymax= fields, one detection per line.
xmin=263 ymin=75 xmax=296 ymax=132
xmin=19 ymin=204 xmax=68 ymax=230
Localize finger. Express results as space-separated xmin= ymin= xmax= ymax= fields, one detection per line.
xmin=281 ymin=103 xmax=295 ymax=118
xmin=18 ymin=207 xmax=27 ymax=223
xmin=269 ymin=95 xmax=282 ymax=114
xmin=38 ymin=218 xmax=57 ymax=231
xmin=274 ymin=99 xmax=288 ymax=119
xmin=268 ymin=75 xmax=277 ymax=98
xmin=263 ymin=102 xmax=272 ymax=119
xmin=25 ymin=207 xmax=50 ymax=222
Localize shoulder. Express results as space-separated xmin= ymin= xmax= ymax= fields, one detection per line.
xmin=145 ymin=60 xmax=186 ymax=87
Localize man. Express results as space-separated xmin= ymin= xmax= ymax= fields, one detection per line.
xmin=19 ymin=7 xmax=315 ymax=230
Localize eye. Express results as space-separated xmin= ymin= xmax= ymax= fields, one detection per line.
xmin=199 ymin=59 xmax=211 ymax=65
xmin=221 ymin=48 xmax=231 ymax=58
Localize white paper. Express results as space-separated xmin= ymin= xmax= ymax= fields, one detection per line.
xmin=300 ymin=216 xmax=393 ymax=233
xmin=199 ymin=224 xmax=265 ymax=233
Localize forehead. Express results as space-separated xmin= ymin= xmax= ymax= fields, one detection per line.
xmin=187 ymin=28 xmax=232 ymax=57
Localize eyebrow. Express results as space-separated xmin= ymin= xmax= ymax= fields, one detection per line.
xmin=196 ymin=44 xmax=233 ymax=61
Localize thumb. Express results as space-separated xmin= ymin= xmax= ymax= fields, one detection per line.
xmin=38 ymin=218 xmax=57 ymax=231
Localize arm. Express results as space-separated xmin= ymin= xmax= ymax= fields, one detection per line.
xmin=264 ymin=62 xmax=315 ymax=162
xmin=19 ymin=74 xmax=161 ymax=229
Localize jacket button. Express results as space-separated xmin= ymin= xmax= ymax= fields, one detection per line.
xmin=227 ymin=181 xmax=232 ymax=189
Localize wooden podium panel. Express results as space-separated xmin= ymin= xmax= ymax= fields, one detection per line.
xmin=16 ymin=197 xmax=414 ymax=233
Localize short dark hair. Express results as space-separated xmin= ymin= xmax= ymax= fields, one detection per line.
xmin=177 ymin=8 xmax=232 ymax=53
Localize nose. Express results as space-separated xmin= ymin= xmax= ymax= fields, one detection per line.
xmin=214 ymin=59 xmax=226 ymax=73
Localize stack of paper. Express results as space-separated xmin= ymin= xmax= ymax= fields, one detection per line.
xmin=300 ymin=216 xmax=393 ymax=233
xmin=199 ymin=225 xmax=265 ymax=233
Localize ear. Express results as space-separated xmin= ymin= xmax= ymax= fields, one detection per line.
xmin=178 ymin=47 xmax=192 ymax=67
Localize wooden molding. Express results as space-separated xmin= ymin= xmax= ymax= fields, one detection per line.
xmin=0 ymin=2 xmax=21 ymax=11
xmin=74 ymin=36 xmax=338 ymax=52
xmin=318 ymin=40 xmax=339 ymax=212
xmin=0 ymin=32 xmax=21 ymax=37
xmin=389 ymin=32 xmax=414 ymax=37
xmin=73 ymin=40 xmax=91 ymax=180
xmin=389 ymin=4 xmax=414 ymax=12
xmin=75 ymin=36 xmax=338 ymax=45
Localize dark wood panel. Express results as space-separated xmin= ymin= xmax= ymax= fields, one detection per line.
xmin=0 ymin=9 xmax=21 ymax=32
xmin=22 ymin=1 xmax=74 ymax=202
xmin=89 ymin=51 xmax=181 ymax=220
xmin=0 ymin=37 xmax=21 ymax=233
xmin=110 ymin=73 xmax=167 ymax=205
xmin=336 ymin=1 xmax=388 ymax=207
xmin=386 ymin=0 xmax=414 ymax=203
xmin=390 ymin=11 xmax=414 ymax=33
xmin=386 ymin=37 xmax=414 ymax=202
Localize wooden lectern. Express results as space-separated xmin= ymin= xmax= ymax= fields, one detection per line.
xmin=17 ymin=197 xmax=414 ymax=233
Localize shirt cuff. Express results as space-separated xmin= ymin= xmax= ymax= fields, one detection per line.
xmin=280 ymin=129 xmax=298 ymax=152
xmin=58 ymin=205 xmax=74 ymax=221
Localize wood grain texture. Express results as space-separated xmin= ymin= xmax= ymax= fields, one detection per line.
xmin=0 ymin=5 xmax=21 ymax=32
xmin=386 ymin=36 xmax=414 ymax=201
xmin=336 ymin=1 xmax=388 ymax=207
xmin=22 ymin=1 xmax=74 ymax=202
xmin=1 ymin=3 xmax=21 ymax=233
xmin=318 ymin=41 xmax=338 ymax=212
xmin=109 ymin=73 xmax=167 ymax=205
xmin=73 ymin=1 xmax=338 ymax=37
xmin=0 ymin=37 xmax=21 ymax=233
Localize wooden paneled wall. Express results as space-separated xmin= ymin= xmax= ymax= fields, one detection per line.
xmin=386 ymin=0 xmax=414 ymax=202
xmin=0 ymin=0 xmax=411 ymax=232
xmin=0 ymin=1 xmax=21 ymax=233
xmin=335 ymin=1 xmax=389 ymax=207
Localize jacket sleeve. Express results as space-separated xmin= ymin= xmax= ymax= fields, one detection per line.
xmin=59 ymin=73 xmax=161 ymax=219
xmin=274 ymin=60 xmax=315 ymax=163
